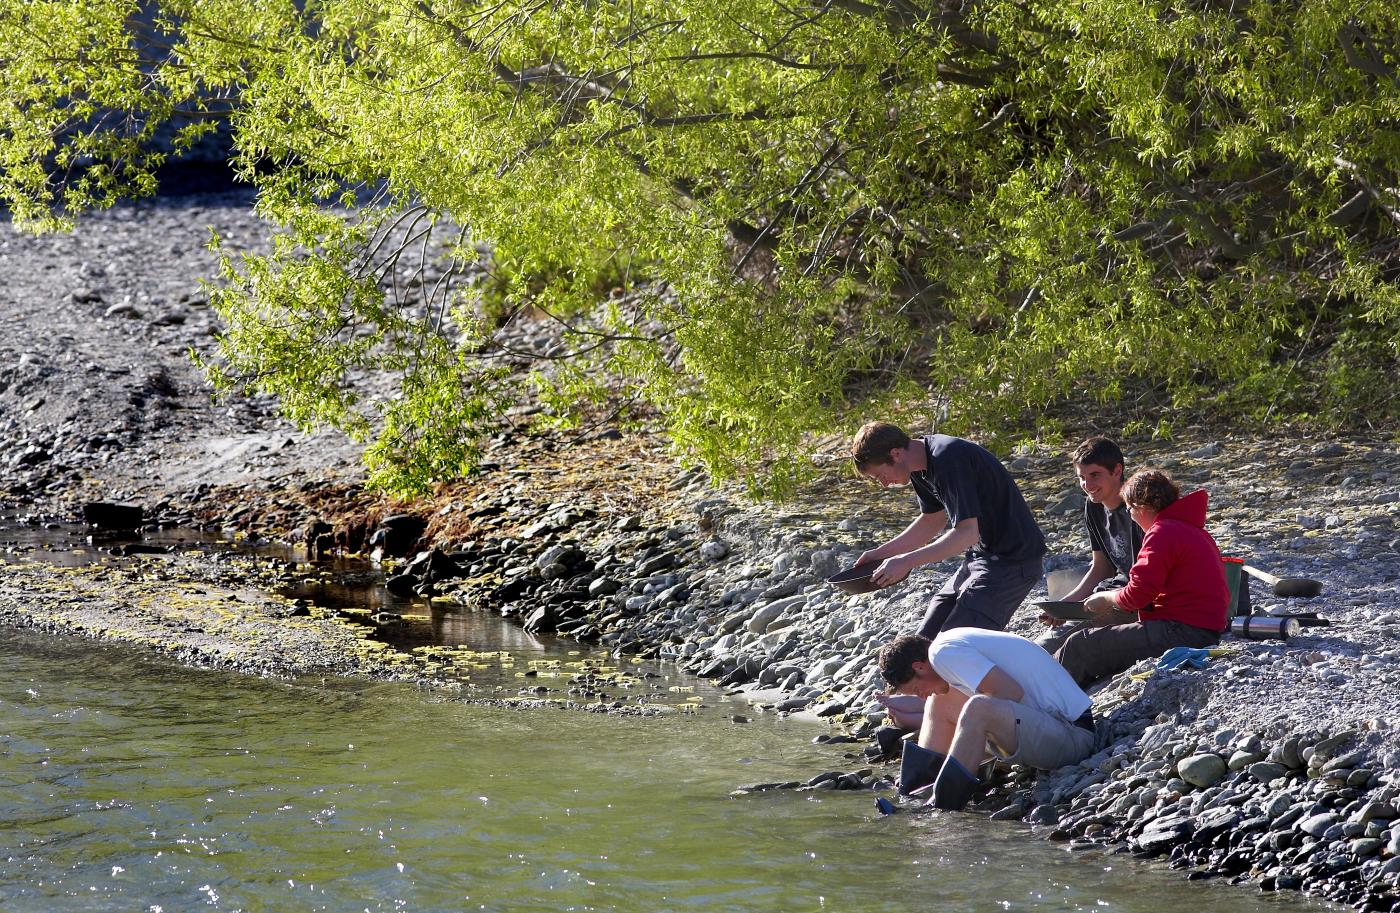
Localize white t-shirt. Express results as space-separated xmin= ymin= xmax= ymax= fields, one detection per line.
xmin=928 ymin=628 xmax=1091 ymax=723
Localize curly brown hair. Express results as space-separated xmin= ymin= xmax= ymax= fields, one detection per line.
xmin=1122 ymin=469 xmax=1180 ymax=512
xmin=877 ymin=634 xmax=932 ymax=688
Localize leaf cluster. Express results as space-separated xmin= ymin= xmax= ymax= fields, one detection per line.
xmin=3 ymin=0 xmax=1398 ymax=495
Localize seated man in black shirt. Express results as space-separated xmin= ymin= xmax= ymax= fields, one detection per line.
xmin=1037 ymin=436 xmax=1143 ymax=653
xmin=852 ymin=422 xmax=1046 ymax=638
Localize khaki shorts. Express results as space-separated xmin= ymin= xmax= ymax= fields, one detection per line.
xmin=990 ymin=700 xmax=1095 ymax=771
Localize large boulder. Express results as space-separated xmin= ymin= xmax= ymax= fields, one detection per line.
xmin=82 ymin=501 xmax=144 ymax=530
xmin=303 ymin=519 xmax=334 ymax=559
xmin=1177 ymin=753 xmax=1229 ymax=789
xmin=746 ymin=596 xmax=803 ymax=634
xmin=369 ymin=514 xmax=427 ymax=558
xmin=523 ymin=605 xmax=559 ymax=634
xmin=403 ymin=547 xmax=463 ymax=586
xmin=384 ymin=573 xmax=417 ymax=597
xmin=1247 ymin=761 xmax=1289 ymax=783
xmin=1132 ymin=813 xmax=1195 ymax=854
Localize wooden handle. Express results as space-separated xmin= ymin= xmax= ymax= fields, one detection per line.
xmin=1241 ymin=564 xmax=1282 ymax=586
xmin=1243 ymin=564 xmax=1324 ymax=598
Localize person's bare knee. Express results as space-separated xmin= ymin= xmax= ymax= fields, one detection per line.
xmin=957 ymin=694 xmax=1019 ymax=758
xmin=957 ymin=694 xmax=996 ymax=729
xmin=936 ymin=687 xmax=968 ymax=716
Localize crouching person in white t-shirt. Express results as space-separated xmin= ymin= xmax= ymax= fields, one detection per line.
xmin=876 ymin=629 xmax=1097 ymax=811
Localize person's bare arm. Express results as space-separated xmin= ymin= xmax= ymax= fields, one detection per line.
xmin=973 ymin=665 xmax=1025 ymax=702
xmin=857 ymin=511 xmax=947 ymax=566
xmin=875 ymin=693 xmax=927 ymax=730
xmin=870 ymin=517 xmax=979 ymax=586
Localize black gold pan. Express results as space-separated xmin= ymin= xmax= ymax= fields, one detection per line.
xmin=1033 ymin=600 xmax=1093 ymax=622
xmin=826 ymin=563 xmax=885 ymax=595
xmin=1242 ymin=564 xmax=1323 ymax=598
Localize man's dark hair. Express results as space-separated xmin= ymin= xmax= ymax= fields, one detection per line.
xmin=1071 ymin=436 xmax=1125 ymax=472
xmin=878 ymin=634 xmax=932 ymax=688
xmin=1123 ymin=469 xmax=1180 ymax=512
xmin=851 ymin=422 xmax=912 ymax=471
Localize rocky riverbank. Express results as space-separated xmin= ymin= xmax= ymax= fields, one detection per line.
xmin=152 ymin=426 xmax=1400 ymax=910
xmin=4 ymin=193 xmax=1400 ymax=910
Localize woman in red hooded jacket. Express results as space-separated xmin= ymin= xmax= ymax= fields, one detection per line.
xmin=1052 ymin=469 xmax=1229 ymax=686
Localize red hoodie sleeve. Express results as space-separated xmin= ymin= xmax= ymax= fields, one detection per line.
xmin=1116 ymin=527 xmax=1166 ymax=612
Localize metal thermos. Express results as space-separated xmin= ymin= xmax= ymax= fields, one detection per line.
xmin=1231 ymin=615 xmax=1301 ymax=640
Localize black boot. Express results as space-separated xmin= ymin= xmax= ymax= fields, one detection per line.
xmin=897 ymin=742 xmax=946 ymax=796
xmin=931 ymin=756 xmax=980 ymax=811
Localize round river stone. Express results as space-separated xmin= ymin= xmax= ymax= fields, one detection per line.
xmin=1178 ymin=753 xmax=1228 ymax=789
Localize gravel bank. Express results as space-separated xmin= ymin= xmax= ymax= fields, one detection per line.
xmin=0 ymin=190 xmax=363 ymax=510
xmin=266 ymin=426 xmax=1400 ymax=909
xmin=0 ymin=549 xmax=403 ymax=679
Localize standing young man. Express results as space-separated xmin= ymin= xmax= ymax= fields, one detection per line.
xmin=851 ymin=422 xmax=1045 ymax=638
xmin=877 ymin=630 xmax=1096 ymax=810
xmin=1037 ymin=436 xmax=1144 ymax=653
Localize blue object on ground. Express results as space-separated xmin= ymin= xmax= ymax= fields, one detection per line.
xmin=1157 ymin=646 xmax=1212 ymax=670
xmin=874 ymin=796 xmax=896 ymax=816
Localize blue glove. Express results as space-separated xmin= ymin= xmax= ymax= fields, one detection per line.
xmin=1157 ymin=646 xmax=1212 ymax=670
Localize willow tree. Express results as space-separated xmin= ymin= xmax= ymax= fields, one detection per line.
xmin=3 ymin=0 xmax=1398 ymax=494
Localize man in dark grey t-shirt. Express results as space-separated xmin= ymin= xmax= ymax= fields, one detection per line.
xmin=1036 ymin=436 xmax=1143 ymax=653
xmin=851 ymin=422 xmax=1046 ymax=638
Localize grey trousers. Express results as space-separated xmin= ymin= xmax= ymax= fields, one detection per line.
xmin=1036 ymin=611 xmax=1129 ymax=655
xmin=1054 ymin=619 xmax=1221 ymax=686
xmin=917 ymin=554 xmax=1043 ymax=638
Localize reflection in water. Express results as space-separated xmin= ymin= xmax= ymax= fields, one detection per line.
xmin=283 ymin=564 xmax=577 ymax=656
xmin=430 ymin=605 xmax=552 ymax=654
xmin=2 ymin=517 xmax=564 ymax=655
xmin=0 ymin=519 xmax=238 ymax=568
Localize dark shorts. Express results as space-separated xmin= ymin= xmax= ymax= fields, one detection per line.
xmin=916 ymin=554 xmax=1043 ymax=638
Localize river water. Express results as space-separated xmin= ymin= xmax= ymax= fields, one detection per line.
xmin=0 ymin=534 xmax=1338 ymax=912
